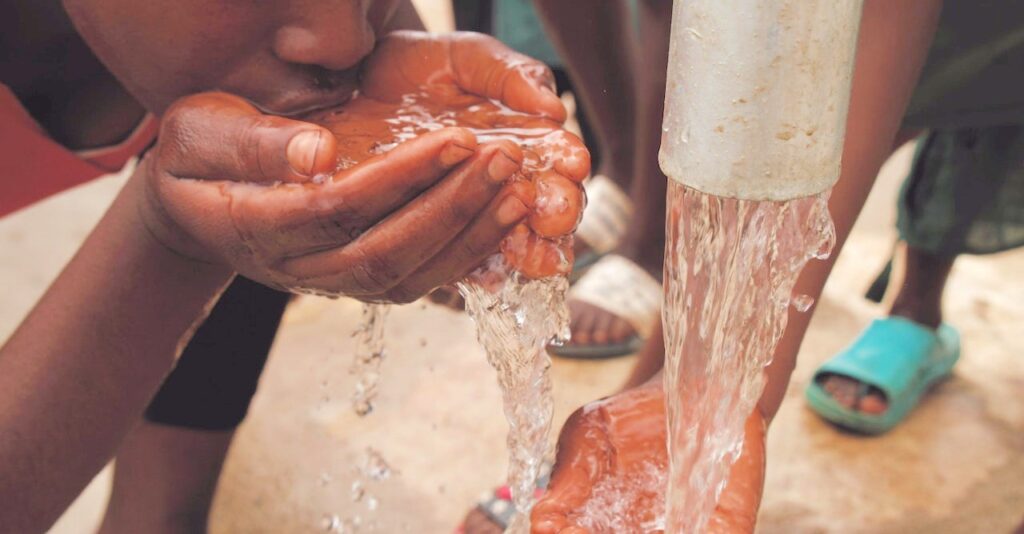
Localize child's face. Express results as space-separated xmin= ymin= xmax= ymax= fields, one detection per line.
xmin=63 ymin=0 xmax=403 ymax=115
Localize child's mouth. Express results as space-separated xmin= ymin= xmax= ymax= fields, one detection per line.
xmin=256 ymin=85 xmax=357 ymax=117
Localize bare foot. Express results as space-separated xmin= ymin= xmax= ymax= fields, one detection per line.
xmin=817 ymin=374 xmax=888 ymax=415
xmin=558 ymin=248 xmax=661 ymax=356
xmin=566 ymin=300 xmax=636 ymax=348
xmin=816 ymin=305 xmax=947 ymax=417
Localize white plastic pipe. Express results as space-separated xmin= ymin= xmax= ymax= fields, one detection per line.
xmin=659 ymin=0 xmax=864 ymax=201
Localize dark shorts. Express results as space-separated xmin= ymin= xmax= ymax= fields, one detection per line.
xmin=897 ymin=126 xmax=1024 ymax=257
xmin=143 ymin=276 xmax=290 ymax=430
xmin=902 ymin=1 xmax=1024 ymax=130
xmin=895 ymin=2 xmax=1024 ymax=257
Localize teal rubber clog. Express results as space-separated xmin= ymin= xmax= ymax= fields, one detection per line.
xmin=806 ymin=316 xmax=960 ymax=435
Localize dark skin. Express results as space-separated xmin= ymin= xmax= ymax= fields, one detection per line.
xmin=534 ymin=0 xmax=670 ymax=351
xmin=0 ymin=1 xmax=582 ymax=531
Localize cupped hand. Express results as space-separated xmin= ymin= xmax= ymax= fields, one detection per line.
xmin=141 ymin=92 xmax=530 ymax=301
xmin=530 ymin=383 xmax=766 ymax=534
xmin=360 ymin=30 xmax=566 ymax=122
xmin=359 ymin=31 xmax=589 ymax=279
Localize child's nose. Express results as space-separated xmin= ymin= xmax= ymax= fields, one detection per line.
xmin=274 ymin=1 xmax=375 ymax=71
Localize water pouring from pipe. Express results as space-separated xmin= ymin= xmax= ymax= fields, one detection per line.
xmin=658 ymin=1 xmax=862 ymax=531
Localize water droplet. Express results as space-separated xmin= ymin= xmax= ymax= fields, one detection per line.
xmin=350 ymin=480 xmax=365 ymax=502
xmin=361 ymin=448 xmax=393 ymax=481
xmin=321 ymin=514 xmax=341 ymax=532
xmin=792 ymin=294 xmax=814 ymax=312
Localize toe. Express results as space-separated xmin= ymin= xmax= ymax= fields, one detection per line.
xmin=569 ymin=301 xmax=597 ymax=346
xmin=822 ymin=375 xmax=860 ymax=410
xmin=607 ymin=317 xmax=636 ymax=344
xmin=590 ymin=311 xmax=614 ymax=345
xmin=857 ymin=387 xmax=888 ymax=415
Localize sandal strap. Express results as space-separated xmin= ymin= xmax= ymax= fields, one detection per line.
xmin=816 ymin=317 xmax=956 ymax=401
xmin=569 ymin=254 xmax=661 ymax=338
xmin=576 ymin=175 xmax=633 ymax=255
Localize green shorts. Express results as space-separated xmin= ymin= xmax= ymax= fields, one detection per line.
xmin=897 ymin=126 xmax=1024 ymax=256
xmin=896 ymin=2 xmax=1024 ymax=256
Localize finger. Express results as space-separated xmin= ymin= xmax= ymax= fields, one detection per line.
xmin=449 ymin=33 xmax=567 ymax=121
xmin=327 ymin=127 xmax=479 ymax=222
xmin=158 ymin=92 xmax=337 ymax=183
xmin=501 ymin=225 xmax=574 ymax=279
xmin=384 ymin=190 xmax=530 ymax=302
xmin=224 ymin=127 xmax=479 ymax=255
xmin=544 ymin=129 xmax=591 ymax=183
xmin=529 ymin=171 xmax=585 ymax=238
xmin=277 ymin=141 xmax=524 ymax=297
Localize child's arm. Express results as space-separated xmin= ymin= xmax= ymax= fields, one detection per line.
xmin=0 ymin=172 xmax=233 ymax=532
xmin=0 ymin=31 xmax=576 ymax=528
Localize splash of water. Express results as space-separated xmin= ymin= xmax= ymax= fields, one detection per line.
xmin=320 ymin=304 xmax=391 ymax=532
xmin=662 ymin=182 xmax=834 ymax=532
xmin=576 ymin=461 xmax=667 ymax=533
xmin=457 ymin=260 xmax=570 ymax=533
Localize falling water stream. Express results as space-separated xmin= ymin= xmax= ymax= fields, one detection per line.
xmin=458 ymin=265 xmax=570 ymax=533
xmin=662 ymin=181 xmax=834 ymax=532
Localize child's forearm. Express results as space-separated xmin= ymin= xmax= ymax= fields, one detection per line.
xmin=0 ymin=172 xmax=233 ymax=532
xmin=758 ymin=0 xmax=942 ymax=422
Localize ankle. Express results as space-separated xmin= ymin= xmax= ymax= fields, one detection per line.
xmin=888 ymin=300 xmax=942 ymax=329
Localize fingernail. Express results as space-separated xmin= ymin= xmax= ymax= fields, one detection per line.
xmin=496 ymin=196 xmax=529 ymax=225
xmin=488 ymin=150 xmax=520 ymax=183
xmin=439 ymin=143 xmax=475 ymax=167
xmin=287 ymin=130 xmax=324 ymax=176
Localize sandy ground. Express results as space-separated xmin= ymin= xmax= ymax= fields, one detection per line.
xmin=2 ymin=2 xmax=1020 ymax=533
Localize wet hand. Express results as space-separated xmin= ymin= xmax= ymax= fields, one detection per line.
xmin=359 ymin=32 xmax=588 ymax=279
xmin=141 ymin=92 xmax=528 ymax=301
xmin=530 ymin=383 xmax=766 ymax=534
xmin=360 ymin=31 xmax=566 ymax=122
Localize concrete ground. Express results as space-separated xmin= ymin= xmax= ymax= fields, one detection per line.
xmin=1 ymin=3 xmax=1020 ymax=533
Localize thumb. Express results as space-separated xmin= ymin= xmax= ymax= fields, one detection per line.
xmin=158 ymin=92 xmax=338 ymax=184
xmin=449 ymin=33 xmax=567 ymax=122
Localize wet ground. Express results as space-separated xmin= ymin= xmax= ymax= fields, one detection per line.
xmin=4 ymin=4 xmax=1020 ymax=533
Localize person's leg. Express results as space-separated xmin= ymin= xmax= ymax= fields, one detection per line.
xmin=818 ymin=243 xmax=955 ymax=414
xmin=97 ymin=424 xmax=233 ymax=534
xmin=618 ymin=0 xmax=671 ymax=276
xmin=451 ymin=0 xmax=493 ymax=34
xmin=533 ymin=0 xmax=637 ymax=189
xmin=558 ymin=0 xmax=672 ymax=350
xmin=98 ymin=277 xmax=290 ymax=534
